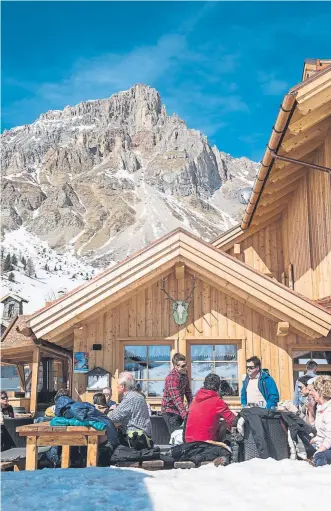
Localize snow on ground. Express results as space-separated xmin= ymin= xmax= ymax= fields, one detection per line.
xmin=2 ymin=459 xmax=331 ymax=511
xmin=1 ymin=227 xmax=98 ymax=314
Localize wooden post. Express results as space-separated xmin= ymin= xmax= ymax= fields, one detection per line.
xmin=16 ymin=365 xmax=26 ymax=391
xmin=87 ymin=436 xmax=98 ymax=467
xmin=25 ymin=436 xmax=38 ymax=471
xmin=61 ymin=445 xmax=71 ymax=469
xmin=62 ymin=360 xmax=68 ymax=390
xmin=30 ymin=347 xmax=40 ymax=416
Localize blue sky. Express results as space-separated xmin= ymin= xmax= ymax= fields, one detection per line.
xmin=2 ymin=1 xmax=331 ymax=160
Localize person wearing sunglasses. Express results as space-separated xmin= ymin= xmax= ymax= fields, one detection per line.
xmin=241 ymin=356 xmax=279 ymax=409
xmin=1 ymin=392 xmax=14 ymax=418
xmin=162 ymin=353 xmax=192 ymax=435
xmin=293 ymin=360 xmax=318 ymax=409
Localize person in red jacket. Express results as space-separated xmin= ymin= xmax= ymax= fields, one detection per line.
xmin=185 ymin=373 xmax=236 ymax=443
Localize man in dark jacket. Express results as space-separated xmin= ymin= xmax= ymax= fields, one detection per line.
xmin=185 ymin=374 xmax=236 ymax=443
xmin=162 ymin=353 xmax=192 ymax=434
xmin=241 ymin=356 xmax=279 ymax=409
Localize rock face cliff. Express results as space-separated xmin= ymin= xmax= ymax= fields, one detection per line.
xmin=1 ymin=84 xmax=257 ymax=266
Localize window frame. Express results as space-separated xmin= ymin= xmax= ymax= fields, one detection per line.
xmin=290 ymin=345 xmax=331 ymax=384
xmin=187 ymin=338 xmax=243 ymax=402
xmin=120 ymin=340 xmax=175 ymax=400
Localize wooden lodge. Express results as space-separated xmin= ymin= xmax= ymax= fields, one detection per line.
xmin=1 ymin=59 xmax=331 ymax=413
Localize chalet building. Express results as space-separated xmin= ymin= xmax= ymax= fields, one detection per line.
xmin=1 ymin=60 xmax=331 ymax=413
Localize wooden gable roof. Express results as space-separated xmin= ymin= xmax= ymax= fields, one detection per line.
xmin=241 ymin=64 xmax=331 ymax=230
xmin=27 ymin=228 xmax=331 ymax=342
xmin=213 ymin=64 xmax=331 ymax=249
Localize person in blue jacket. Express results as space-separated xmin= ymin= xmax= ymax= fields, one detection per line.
xmin=241 ymin=356 xmax=279 ymax=409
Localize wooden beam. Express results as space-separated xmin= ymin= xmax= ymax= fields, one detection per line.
xmin=62 ymin=360 xmax=68 ymax=390
xmin=263 ymin=170 xmax=306 ymax=196
xmin=277 ymin=139 xmax=324 ymax=169
xmin=25 ymin=369 xmax=32 ymax=389
xmin=233 ymin=244 xmax=241 ymax=255
xmin=297 ymin=84 xmax=331 ymax=115
xmin=260 ymin=183 xmax=298 ymax=207
xmin=254 ymin=199 xmax=290 ymax=220
xmin=268 ymin=163 xmax=303 ymax=183
xmin=282 ymin=117 xmax=331 ymax=153
xmin=277 ymin=322 xmax=290 ymax=336
xmin=175 ymin=264 xmax=185 ymax=281
xmin=219 ymin=212 xmax=283 ymax=249
xmin=16 ymin=365 xmax=26 ymax=391
xmin=289 ymin=101 xmax=331 ymax=135
xmin=250 ymin=208 xmax=286 ymax=228
xmin=30 ymin=348 xmax=40 ymax=415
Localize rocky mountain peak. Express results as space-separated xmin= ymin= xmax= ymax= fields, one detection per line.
xmin=1 ymin=84 xmax=258 ymax=267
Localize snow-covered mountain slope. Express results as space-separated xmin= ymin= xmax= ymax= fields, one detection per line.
xmin=1 ymin=228 xmax=96 ymax=313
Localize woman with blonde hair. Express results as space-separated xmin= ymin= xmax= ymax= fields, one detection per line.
xmin=309 ymin=375 xmax=331 ymax=467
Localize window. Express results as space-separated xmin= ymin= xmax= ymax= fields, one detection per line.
xmin=293 ymin=350 xmax=331 ymax=365
xmin=190 ymin=344 xmax=239 ymax=396
xmin=124 ymin=345 xmax=171 ymax=397
xmin=293 ymin=350 xmax=331 ymax=387
xmin=8 ymin=303 xmax=15 ymax=317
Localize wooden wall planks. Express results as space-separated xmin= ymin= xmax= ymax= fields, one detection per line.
xmin=224 ymin=143 xmax=331 ymax=302
xmin=76 ymin=272 xmax=297 ymax=401
xmin=226 ymin=218 xmax=285 ymax=280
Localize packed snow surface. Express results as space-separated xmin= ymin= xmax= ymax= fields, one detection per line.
xmin=2 ymin=458 xmax=331 ymax=511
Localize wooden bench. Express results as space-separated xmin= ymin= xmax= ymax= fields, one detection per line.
xmin=16 ymin=423 xmax=105 ymax=470
xmin=0 ymin=460 xmax=24 ymax=472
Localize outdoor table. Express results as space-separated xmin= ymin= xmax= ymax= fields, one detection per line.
xmin=16 ymin=422 xmax=105 ymax=470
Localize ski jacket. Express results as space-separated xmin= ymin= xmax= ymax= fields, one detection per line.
xmin=241 ymin=371 xmax=279 ymax=409
xmin=185 ymin=388 xmax=235 ymax=443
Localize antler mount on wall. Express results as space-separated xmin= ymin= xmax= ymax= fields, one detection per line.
xmin=161 ymin=270 xmax=196 ymax=326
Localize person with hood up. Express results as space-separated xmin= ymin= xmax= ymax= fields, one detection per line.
xmin=185 ymin=373 xmax=236 ymax=443
xmin=241 ymin=356 xmax=279 ymax=409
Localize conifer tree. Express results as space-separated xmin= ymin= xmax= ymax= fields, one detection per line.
xmin=4 ymin=254 xmax=12 ymax=272
xmin=26 ymin=258 xmax=35 ymax=277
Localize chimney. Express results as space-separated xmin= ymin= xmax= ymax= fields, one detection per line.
xmin=302 ymin=58 xmax=331 ymax=81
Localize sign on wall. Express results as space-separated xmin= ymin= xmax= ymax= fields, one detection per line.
xmin=74 ymin=352 xmax=89 ymax=373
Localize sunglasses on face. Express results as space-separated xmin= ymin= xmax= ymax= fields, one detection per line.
xmin=246 ymin=365 xmax=257 ymax=370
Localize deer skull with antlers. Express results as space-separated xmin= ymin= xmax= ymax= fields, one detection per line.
xmin=161 ymin=275 xmax=196 ymax=325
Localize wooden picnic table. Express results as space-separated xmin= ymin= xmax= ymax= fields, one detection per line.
xmin=16 ymin=422 xmax=105 ymax=470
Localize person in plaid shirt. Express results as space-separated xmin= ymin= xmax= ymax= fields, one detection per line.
xmin=162 ymin=353 xmax=192 ymax=434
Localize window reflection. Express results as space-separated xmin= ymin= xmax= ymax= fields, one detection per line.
xmin=124 ymin=345 xmax=171 ymax=397
xmin=190 ymin=344 xmax=239 ymax=396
